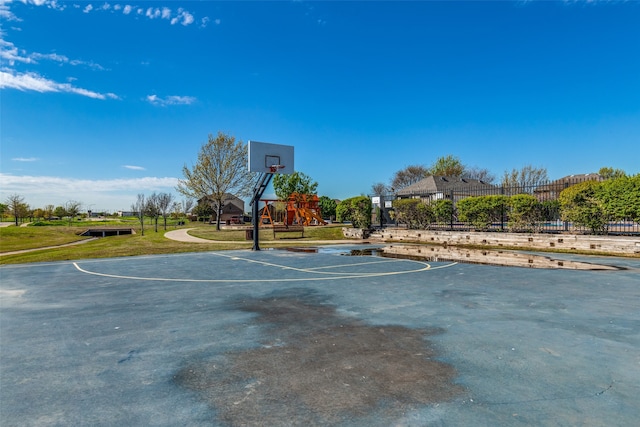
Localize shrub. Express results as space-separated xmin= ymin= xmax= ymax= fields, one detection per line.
xmin=598 ymin=174 xmax=640 ymax=222
xmin=392 ymin=199 xmax=434 ymax=229
xmin=336 ymin=196 xmax=372 ymax=229
xmin=433 ymin=199 xmax=454 ymax=224
xmin=507 ymin=194 xmax=541 ymax=232
xmin=559 ymin=181 xmax=608 ymax=234
xmin=457 ymin=195 xmax=508 ymax=230
xmin=539 ymin=200 xmax=561 ymax=222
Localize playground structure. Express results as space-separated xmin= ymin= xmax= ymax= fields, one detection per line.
xmin=259 ymin=193 xmax=326 ymax=227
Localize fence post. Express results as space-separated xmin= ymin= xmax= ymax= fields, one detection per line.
xmin=449 ymin=190 xmax=454 ymax=230
xmin=501 ymin=185 xmax=505 ymax=231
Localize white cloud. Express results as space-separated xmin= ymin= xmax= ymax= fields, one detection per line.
xmin=0 ymin=1 xmax=19 ymax=21
xmin=6 ymin=1 xmax=206 ymax=27
xmin=12 ymin=157 xmax=39 ymax=162
xmin=0 ymin=39 xmax=32 ymax=65
xmin=123 ymin=165 xmax=146 ymax=171
xmin=145 ymin=7 xmax=160 ymax=19
xmin=1 ymin=39 xmax=105 ymax=70
xmin=180 ymin=10 xmax=194 ymax=26
xmin=0 ymin=173 xmax=180 ymax=211
xmin=146 ymin=94 xmax=196 ymax=106
xmin=0 ymin=69 xmax=119 ymax=100
xmin=201 ymin=17 xmax=219 ymax=28
xmin=172 ymin=8 xmax=195 ymax=26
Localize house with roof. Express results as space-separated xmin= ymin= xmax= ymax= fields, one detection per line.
xmin=197 ymin=193 xmax=245 ymax=223
xmin=395 ymin=176 xmax=497 ymax=203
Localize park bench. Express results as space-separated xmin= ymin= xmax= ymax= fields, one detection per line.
xmin=273 ymin=224 xmax=305 ymax=238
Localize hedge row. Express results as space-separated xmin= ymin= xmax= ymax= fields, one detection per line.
xmin=392 ymin=175 xmax=639 ymax=234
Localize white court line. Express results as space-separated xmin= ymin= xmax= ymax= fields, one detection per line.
xmin=73 ymin=253 xmax=458 ymax=283
xmin=212 ymin=252 xmax=406 ymax=276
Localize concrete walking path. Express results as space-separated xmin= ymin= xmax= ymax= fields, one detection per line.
xmin=164 ymin=227 xmax=365 ymax=245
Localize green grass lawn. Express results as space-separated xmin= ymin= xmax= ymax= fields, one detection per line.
xmin=0 ymin=226 xmax=91 ymax=252
xmin=189 ymin=224 xmax=345 ymax=241
xmin=0 ymin=223 xmax=349 ymax=265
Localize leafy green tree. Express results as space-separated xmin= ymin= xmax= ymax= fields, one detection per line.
xmin=318 ymin=196 xmax=337 ymax=220
xmin=0 ymin=203 xmax=6 ymax=220
xmin=559 ymin=181 xmax=608 ymax=234
xmin=272 ymin=171 xmax=318 ymax=200
xmin=193 ymin=200 xmax=214 ymax=222
xmin=428 ymin=155 xmax=465 ymax=177
xmin=177 ymin=132 xmax=256 ymax=230
xmin=32 ymin=208 xmax=45 ymax=221
xmin=336 ymin=196 xmax=372 ymax=229
xmin=598 ymin=167 xmax=626 ymax=180
xmin=53 ymin=206 xmax=66 ymax=218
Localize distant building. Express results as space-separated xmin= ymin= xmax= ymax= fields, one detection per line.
xmin=118 ymin=211 xmax=138 ymax=217
xmin=197 ymin=193 xmax=245 ymax=222
xmin=534 ymin=173 xmax=601 ymax=200
xmin=396 ymin=176 xmax=496 ymax=203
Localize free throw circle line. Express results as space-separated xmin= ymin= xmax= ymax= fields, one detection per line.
xmin=72 ymin=258 xmax=458 ymax=283
xmin=212 ymin=252 xmax=410 ymax=276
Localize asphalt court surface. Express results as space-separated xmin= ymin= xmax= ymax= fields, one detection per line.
xmin=1 ymin=245 xmax=639 ymax=426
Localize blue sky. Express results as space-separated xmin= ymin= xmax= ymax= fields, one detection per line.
xmin=1 ymin=0 xmax=639 ymax=213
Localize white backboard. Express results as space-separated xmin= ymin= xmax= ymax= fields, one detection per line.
xmin=248 ymin=141 xmax=294 ymax=174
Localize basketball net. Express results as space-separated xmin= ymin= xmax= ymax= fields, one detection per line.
xmin=269 ymin=165 xmax=285 ymax=173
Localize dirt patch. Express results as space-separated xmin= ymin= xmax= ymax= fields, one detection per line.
xmin=175 ymin=288 xmax=463 ymax=425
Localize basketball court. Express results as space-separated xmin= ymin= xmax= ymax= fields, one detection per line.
xmin=2 ymin=246 xmax=639 ymax=426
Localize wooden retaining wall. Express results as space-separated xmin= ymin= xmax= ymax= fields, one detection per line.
xmin=367 ymin=229 xmax=640 ymax=256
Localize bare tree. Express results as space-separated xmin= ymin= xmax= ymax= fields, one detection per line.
xmin=181 ymin=198 xmax=194 ymax=217
xmin=371 ymin=182 xmax=389 ymax=197
xmin=501 ymin=165 xmax=548 ymax=194
xmin=146 ymin=192 xmax=160 ymax=232
xmin=65 ymin=200 xmax=82 ymax=226
xmin=5 ymin=194 xmax=25 ymax=226
xmin=44 ymin=204 xmax=55 ymax=220
xmin=463 ymin=166 xmax=496 ymax=183
xmin=390 ymin=165 xmax=429 ymax=191
xmin=177 ymin=132 xmax=256 ymax=230
xmin=132 ymin=193 xmax=146 ymax=236
xmin=156 ymin=192 xmax=174 ymax=230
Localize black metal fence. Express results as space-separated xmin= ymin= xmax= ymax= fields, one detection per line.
xmin=380 ymin=177 xmax=640 ymax=235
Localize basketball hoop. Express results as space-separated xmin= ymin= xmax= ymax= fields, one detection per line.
xmin=269 ymin=164 xmax=285 ymax=173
